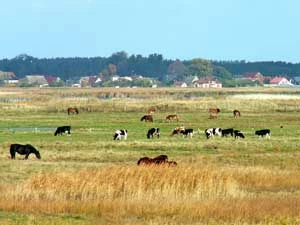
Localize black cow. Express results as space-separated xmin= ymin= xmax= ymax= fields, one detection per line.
xmin=10 ymin=144 xmax=41 ymax=160
xmin=234 ymin=130 xmax=245 ymax=139
xmin=180 ymin=128 xmax=194 ymax=138
xmin=255 ymin=129 xmax=270 ymax=138
xmin=54 ymin=126 xmax=71 ymax=136
xmin=147 ymin=128 xmax=160 ymax=139
xmin=114 ymin=129 xmax=128 ymax=140
xmin=222 ymin=128 xmax=234 ymax=137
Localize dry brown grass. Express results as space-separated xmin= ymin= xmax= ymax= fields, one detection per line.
xmin=1 ymin=164 xmax=299 ymax=224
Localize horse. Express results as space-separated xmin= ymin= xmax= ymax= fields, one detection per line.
xmin=113 ymin=129 xmax=128 ymax=140
xmin=10 ymin=144 xmax=41 ymax=160
xmin=209 ymin=108 xmax=220 ymax=114
xmin=233 ymin=109 xmax=241 ymax=118
xmin=147 ymin=107 xmax=156 ymax=114
xmin=147 ymin=128 xmax=160 ymax=139
xmin=140 ymin=115 xmax=153 ymax=122
xmin=137 ymin=154 xmax=172 ymax=166
xmin=67 ymin=107 xmax=79 ymax=115
xmin=165 ymin=114 xmax=179 ymax=122
xmin=171 ymin=126 xmax=185 ymax=136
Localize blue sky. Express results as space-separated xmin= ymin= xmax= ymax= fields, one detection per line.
xmin=1 ymin=0 xmax=299 ymax=62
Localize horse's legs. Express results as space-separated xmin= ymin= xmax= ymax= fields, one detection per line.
xmin=10 ymin=151 xmax=15 ymax=159
xmin=24 ymin=154 xmax=29 ymax=160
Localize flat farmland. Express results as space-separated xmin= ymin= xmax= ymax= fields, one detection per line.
xmin=0 ymin=87 xmax=299 ymax=225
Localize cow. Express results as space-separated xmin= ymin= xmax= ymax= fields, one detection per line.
xmin=234 ymin=130 xmax=245 ymax=139
xmin=10 ymin=144 xmax=41 ymax=160
xmin=233 ymin=109 xmax=241 ymax=118
xmin=205 ymin=128 xmax=222 ymax=139
xmin=54 ymin=126 xmax=71 ymax=136
xmin=113 ymin=129 xmax=128 ymax=140
xmin=165 ymin=114 xmax=179 ymax=122
xmin=147 ymin=128 xmax=160 ymax=139
xmin=180 ymin=128 xmax=194 ymax=138
xmin=222 ymin=128 xmax=234 ymax=137
xmin=255 ymin=129 xmax=270 ymax=138
xmin=140 ymin=115 xmax=153 ymax=122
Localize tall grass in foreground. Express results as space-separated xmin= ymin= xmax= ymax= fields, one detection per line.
xmin=1 ymin=164 xmax=299 ymax=224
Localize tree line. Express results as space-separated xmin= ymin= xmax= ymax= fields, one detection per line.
xmin=0 ymin=52 xmax=299 ymax=86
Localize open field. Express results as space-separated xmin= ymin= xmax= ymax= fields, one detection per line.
xmin=0 ymin=87 xmax=299 ymax=225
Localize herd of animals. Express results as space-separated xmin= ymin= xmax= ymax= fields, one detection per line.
xmin=9 ymin=107 xmax=271 ymax=166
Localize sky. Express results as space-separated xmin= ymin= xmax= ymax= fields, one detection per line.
xmin=0 ymin=0 xmax=300 ymax=62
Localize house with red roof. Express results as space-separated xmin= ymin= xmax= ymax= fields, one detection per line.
xmin=268 ymin=76 xmax=293 ymax=86
xmin=242 ymin=72 xmax=264 ymax=84
xmin=193 ymin=76 xmax=222 ymax=88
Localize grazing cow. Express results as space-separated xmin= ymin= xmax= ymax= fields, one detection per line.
xmin=222 ymin=128 xmax=234 ymax=137
xmin=54 ymin=126 xmax=71 ymax=136
xmin=140 ymin=115 xmax=153 ymax=122
xmin=147 ymin=128 xmax=160 ymax=139
xmin=255 ymin=129 xmax=270 ymax=138
xmin=233 ymin=109 xmax=241 ymax=118
xmin=180 ymin=128 xmax=194 ymax=138
xmin=152 ymin=155 xmax=168 ymax=164
xmin=113 ymin=129 xmax=128 ymax=140
xmin=171 ymin=126 xmax=185 ymax=136
xmin=234 ymin=130 xmax=245 ymax=139
xmin=205 ymin=128 xmax=222 ymax=139
xmin=67 ymin=107 xmax=79 ymax=115
xmin=10 ymin=144 xmax=41 ymax=160
xmin=165 ymin=114 xmax=179 ymax=122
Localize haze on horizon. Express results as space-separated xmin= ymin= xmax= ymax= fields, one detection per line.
xmin=1 ymin=0 xmax=299 ymax=63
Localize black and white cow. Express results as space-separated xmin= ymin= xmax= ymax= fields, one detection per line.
xmin=222 ymin=128 xmax=234 ymax=137
xmin=113 ymin=129 xmax=128 ymax=140
xmin=147 ymin=128 xmax=160 ymax=139
xmin=180 ymin=128 xmax=194 ymax=138
xmin=255 ymin=129 xmax=270 ymax=138
xmin=205 ymin=128 xmax=222 ymax=139
xmin=234 ymin=130 xmax=245 ymax=139
xmin=54 ymin=126 xmax=71 ymax=136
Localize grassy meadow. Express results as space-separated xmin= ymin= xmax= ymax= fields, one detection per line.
xmin=0 ymin=87 xmax=299 ymax=225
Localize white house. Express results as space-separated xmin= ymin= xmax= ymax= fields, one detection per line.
xmin=193 ymin=76 xmax=222 ymax=88
xmin=268 ymin=76 xmax=293 ymax=86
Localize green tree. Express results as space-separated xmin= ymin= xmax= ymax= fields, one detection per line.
xmin=187 ymin=58 xmax=213 ymax=78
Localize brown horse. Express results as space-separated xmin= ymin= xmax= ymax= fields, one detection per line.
xmin=147 ymin=107 xmax=156 ymax=114
xmin=137 ymin=155 xmax=176 ymax=166
xmin=209 ymin=108 xmax=220 ymax=114
xmin=140 ymin=115 xmax=153 ymax=122
xmin=165 ymin=114 xmax=179 ymax=122
xmin=67 ymin=107 xmax=79 ymax=115
xmin=233 ymin=109 xmax=241 ymax=118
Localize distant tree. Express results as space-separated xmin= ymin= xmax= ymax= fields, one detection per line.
xmin=187 ymin=58 xmax=213 ymax=77
xmin=167 ymin=59 xmax=187 ymax=82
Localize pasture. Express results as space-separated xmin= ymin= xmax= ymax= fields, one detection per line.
xmin=0 ymin=87 xmax=299 ymax=225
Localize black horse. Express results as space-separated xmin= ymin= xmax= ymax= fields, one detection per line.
xmin=10 ymin=144 xmax=41 ymax=160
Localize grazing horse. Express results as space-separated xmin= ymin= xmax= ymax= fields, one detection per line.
xmin=209 ymin=108 xmax=220 ymax=114
xmin=10 ymin=144 xmax=41 ymax=160
xmin=147 ymin=107 xmax=156 ymax=114
xmin=67 ymin=107 xmax=79 ymax=115
xmin=137 ymin=154 xmax=177 ymax=166
xmin=140 ymin=115 xmax=153 ymax=122
xmin=54 ymin=126 xmax=71 ymax=136
xmin=165 ymin=114 xmax=179 ymax=122
xmin=205 ymin=128 xmax=222 ymax=139
xmin=233 ymin=109 xmax=241 ymax=118
xmin=171 ymin=126 xmax=185 ymax=136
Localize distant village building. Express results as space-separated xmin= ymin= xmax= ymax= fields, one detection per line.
xmin=242 ymin=72 xmax=264 ymax=84
xmin=174 ymin=81 xmax=187 ymax=88
xmin=268 ymin=76 xmax=293 ymax=86
xmin=193 ymin=76 xmax=222 ymax=88
xmin=24 ymin=75 xmax=48 ymax=87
